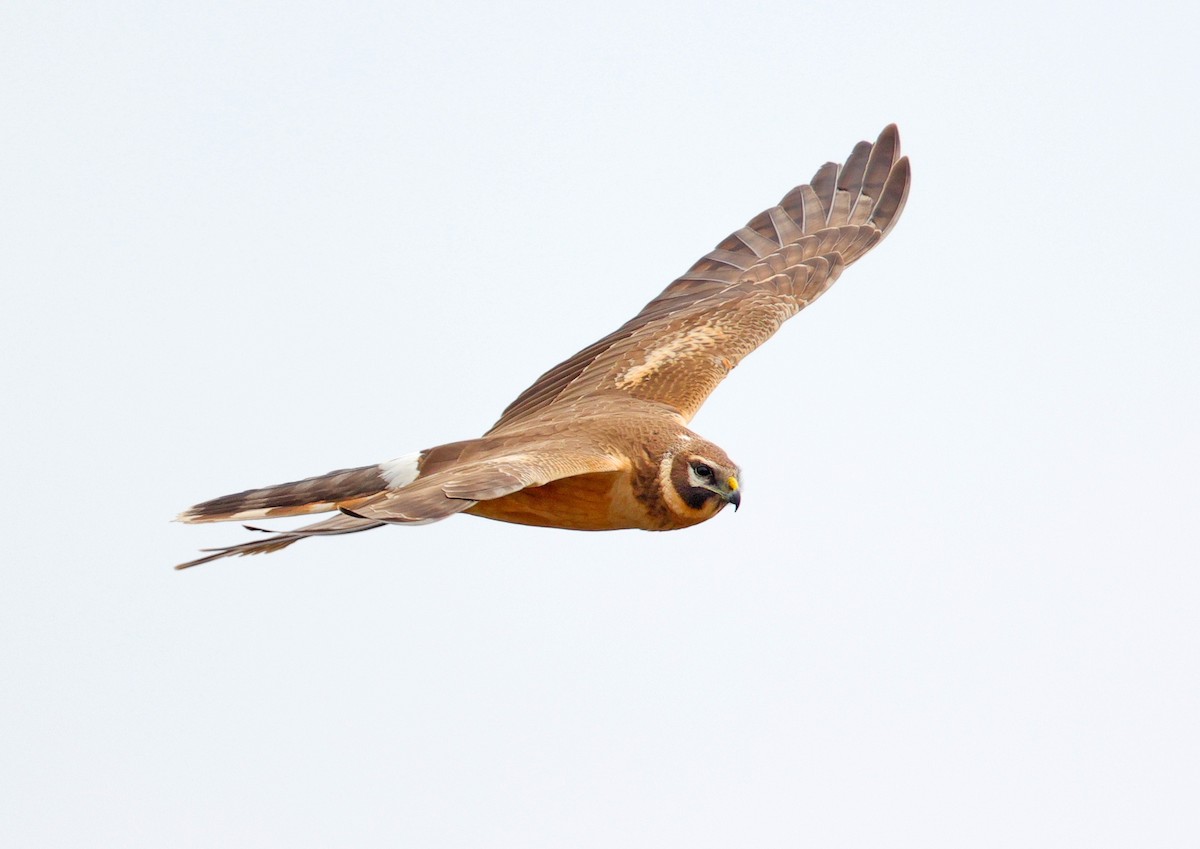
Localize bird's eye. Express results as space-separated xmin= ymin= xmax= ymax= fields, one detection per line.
xmin=693 ymin=464 xmax=713 ymax=479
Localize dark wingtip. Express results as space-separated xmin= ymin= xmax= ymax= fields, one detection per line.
xmin=873 ymin=155 xmax=911 ymax=238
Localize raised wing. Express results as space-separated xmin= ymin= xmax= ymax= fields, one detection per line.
xmin=489 ymin=124 xmax=910 ymax=430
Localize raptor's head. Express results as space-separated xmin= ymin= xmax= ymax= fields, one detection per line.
xmin=662 ymin=441 xmax=742 ymax=520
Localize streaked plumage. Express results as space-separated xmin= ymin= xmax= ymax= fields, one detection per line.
xmin=175 ymin=126 xmax=910 ymax=569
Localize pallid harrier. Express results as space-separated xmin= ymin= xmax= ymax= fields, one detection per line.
xmin=176 ymin=125 xmax=910 ymax=569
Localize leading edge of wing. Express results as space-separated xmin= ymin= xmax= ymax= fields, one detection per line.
xmin=488 ymin=125 xmax=910 ymax=433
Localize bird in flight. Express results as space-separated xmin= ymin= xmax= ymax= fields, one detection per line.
xmin=175 ymin=125 xmax=910 ymax=569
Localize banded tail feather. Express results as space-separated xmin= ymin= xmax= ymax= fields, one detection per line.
xmin=173 ymin=451 xmax=425 ymax=568
xmin=174 ymin=514 xmax=384 ymax=570
xmin=176 ymin=452 xmax=423 ymax=524
xmin=173 ymin=441 xmax=506 ymax=568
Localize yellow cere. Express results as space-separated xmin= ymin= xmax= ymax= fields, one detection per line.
xmin=727 ymin=477 xmax=739 ymax=491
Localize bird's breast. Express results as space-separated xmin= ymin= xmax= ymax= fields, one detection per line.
xmin=464 ymin=469 xmax=693 ymax=531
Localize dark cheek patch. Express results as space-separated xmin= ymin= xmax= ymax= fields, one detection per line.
xmin=681 ymin=486 xmax=714 ymax=511
xmin=671 ymin=458 xmax=715 ymax=511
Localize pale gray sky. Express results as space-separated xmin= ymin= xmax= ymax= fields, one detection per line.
xmin=2 ymin=1 xmax=1197 ymax=846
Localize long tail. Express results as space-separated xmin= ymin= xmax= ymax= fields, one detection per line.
xmin=173 ymin=444 xmax=494 ymax=569
xmin=175 ymin=459 xmax=411 ymax=524
xmin=174 ymin=513 xmax=384 ymax=570
xmin=174 ymin=452 xmax=428 ymax=569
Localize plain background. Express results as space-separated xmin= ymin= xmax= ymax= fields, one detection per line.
xmin=2 ymin=1 xmax=1197 ymax=846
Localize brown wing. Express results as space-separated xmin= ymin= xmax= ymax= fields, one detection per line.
xmin=173 ymin=438 xmax=627 ymax=567
xmin=489 ymin=124 xmax=910 ymax=430
xmin=341 ymin=442 xmax=628 ymax=523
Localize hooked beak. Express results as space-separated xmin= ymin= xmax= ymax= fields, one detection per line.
xmin=726 ymin=477 xmax=740 ymax=511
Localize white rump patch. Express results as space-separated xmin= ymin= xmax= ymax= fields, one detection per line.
xmin=379 ymin=451 xmax=422 ymax=489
